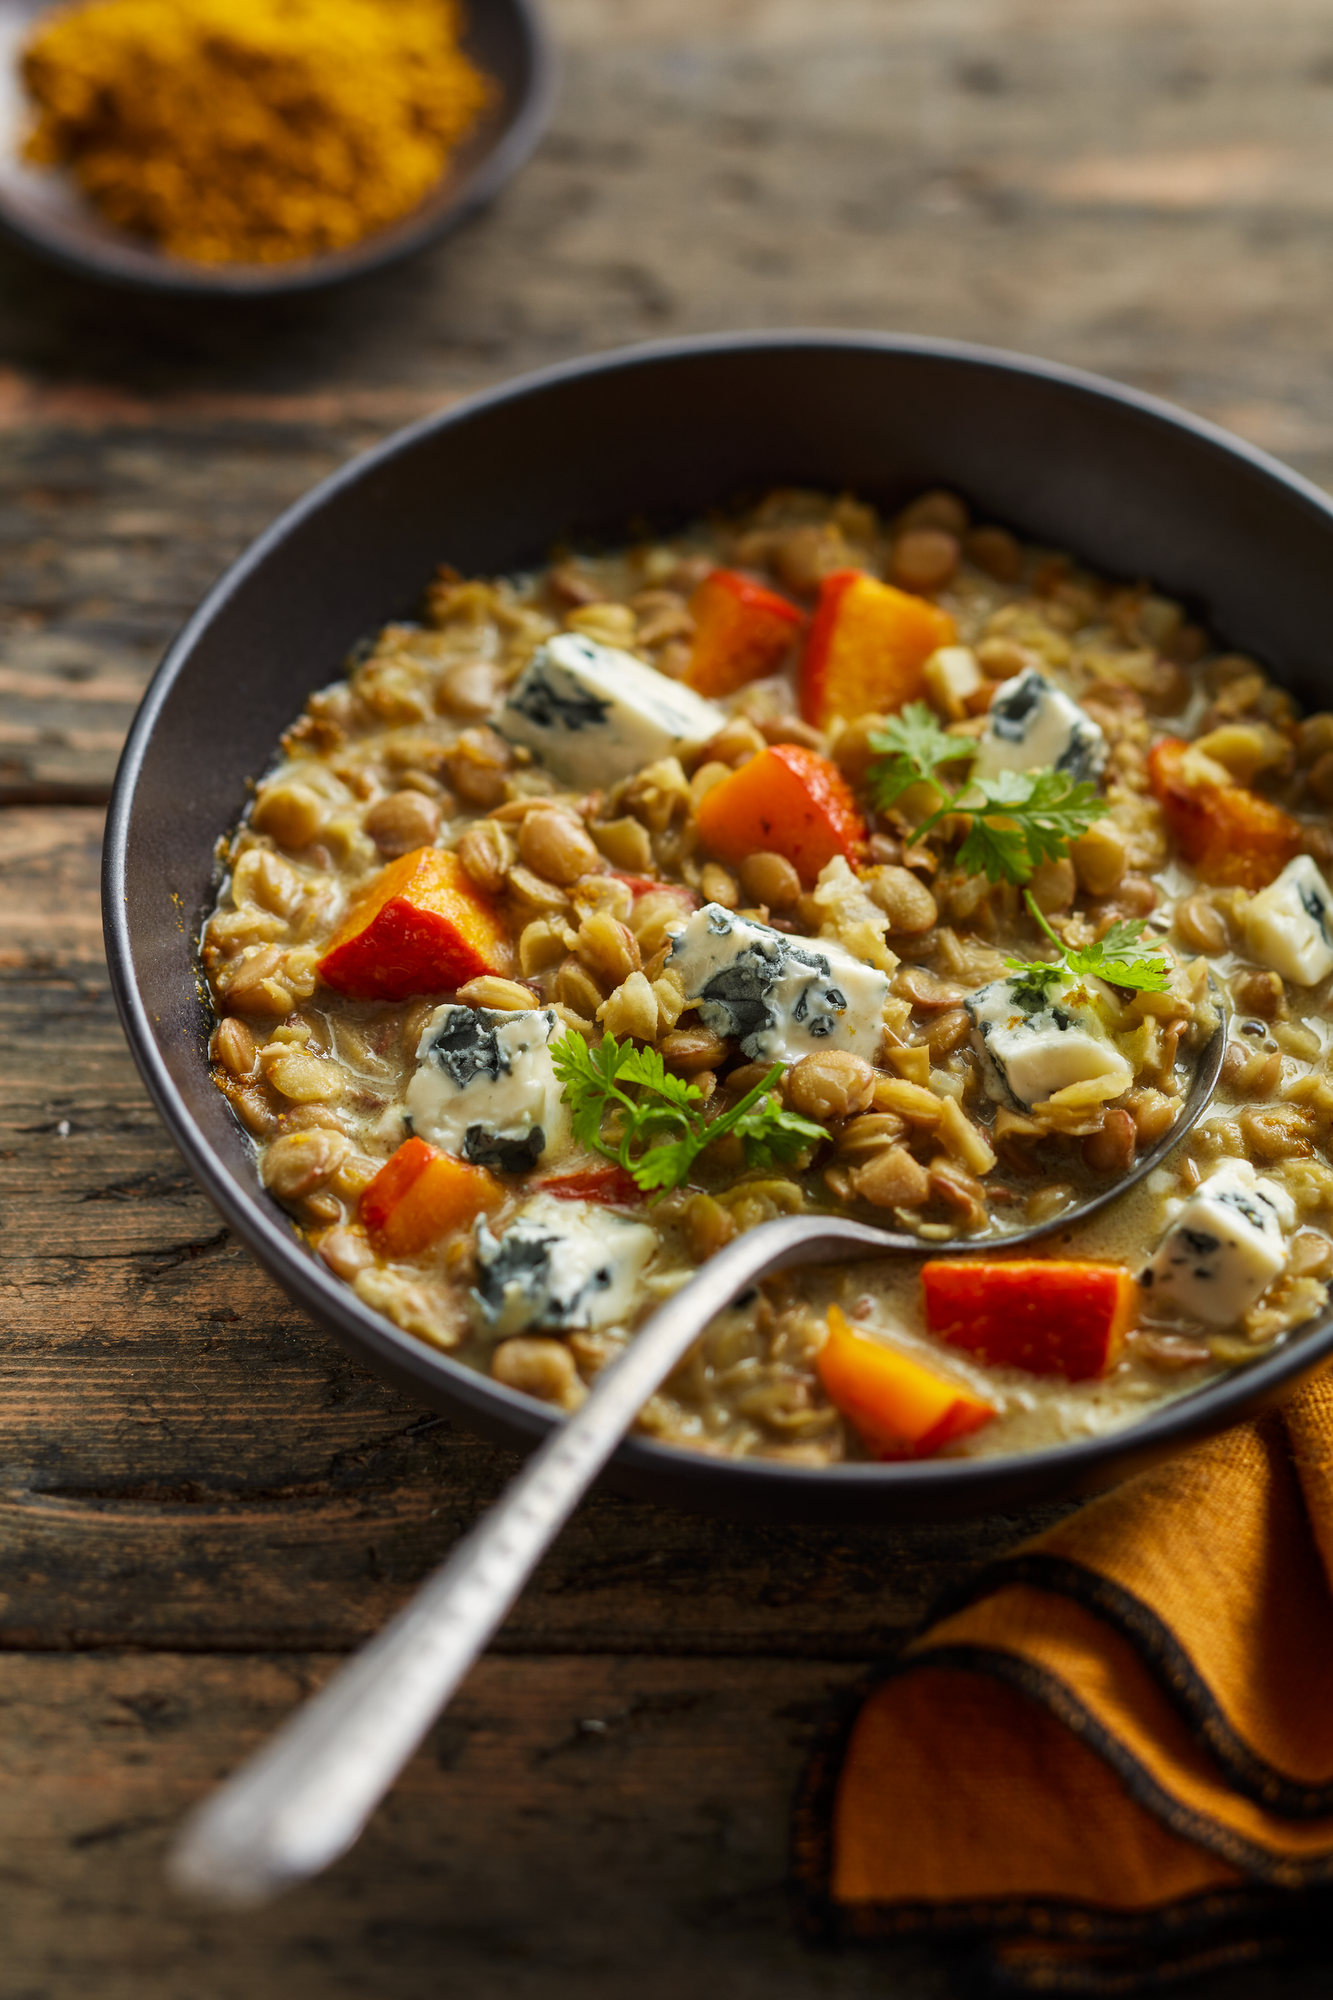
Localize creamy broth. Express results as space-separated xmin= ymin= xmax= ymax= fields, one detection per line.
xmin=201 ymin=488 xmax=1333 ymax=1464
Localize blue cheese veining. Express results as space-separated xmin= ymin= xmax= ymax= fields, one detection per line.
xmin=1139 ymin=1160 xmax=1294 ymax=1325
xmin=406 ymin=1005 xmax=571 ymax=1172
xmin=497 ymin=633 xmax=725 ymax=788
xmin=970 ymin=668 xmax=1107 ymax=786
xmin=471 ymin=1193 xmax=656 ymax=1336
xmin=966 ymin=969 xmax=1132 ymax=1109
xmin=665 ymin=903 xmax=889 ymax=1064
xmin=1243 ymin=855 xmax=1333 ymax=987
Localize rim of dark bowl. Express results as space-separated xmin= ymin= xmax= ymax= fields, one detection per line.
xmin=0 ymin=0 xmax=556 ymax=297
xmin=102 ymin=329 xmax=1333 ymax=1522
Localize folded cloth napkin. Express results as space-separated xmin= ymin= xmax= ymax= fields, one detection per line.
xmin=795 ymin=1368 xmax=1333 ymax=1991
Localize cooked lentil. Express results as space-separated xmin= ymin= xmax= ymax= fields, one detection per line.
xmin=202 ymin=487 xmax=1333 ymax=1465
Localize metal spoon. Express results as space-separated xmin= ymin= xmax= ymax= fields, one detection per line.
xmin=169 ymin=1015 xmax=1224 ymax=1906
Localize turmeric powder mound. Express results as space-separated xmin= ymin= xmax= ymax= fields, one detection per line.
xmin=21 ymin=0 xmax=494 ymax=265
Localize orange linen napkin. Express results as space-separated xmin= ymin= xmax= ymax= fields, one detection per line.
xmin=795 ymin=1369 xmax=1333 ymax=1990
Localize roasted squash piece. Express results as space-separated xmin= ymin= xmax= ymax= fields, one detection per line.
xmin=1148 ymin=737 xmax=1300 ymax=891
xmin=684 ymin=568 xmax=803 ymax=698
xmin=695 ymin=743 xmax=868 ymax=887
xmin=319 ymin=847 xmax=511 ymax=1000
xmin=800 ymin=569 xmax=956 ymax=728
xmin=921 ymin=1258 xmax=1138 ymax=1381
xmin=817 ymin=1305 xmax=995 ymax=1459
xmin=360 ymin=1136 xmax=502 ymax=1258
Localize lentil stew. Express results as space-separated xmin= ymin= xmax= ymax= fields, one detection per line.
xmin=200 ymin=486 xmax=1333 ymax=1465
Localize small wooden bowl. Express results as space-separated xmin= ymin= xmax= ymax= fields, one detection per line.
xmin=0 ymin=0 xmax=555 ymax=295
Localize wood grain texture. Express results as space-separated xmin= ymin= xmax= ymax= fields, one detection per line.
xmin=0 ymin=813 xmax=1053 ymax=1656
xmin=0 ymin=824 xmax=1021 ymax=1995
xmin=0 ymin=1652 xmax=951 ymax=2000
xmin=6 ymin=0 xmax=1333 ymax=798
xmin=5 ymin=1 xmax=1333 ymax=1990
xmin=3 ymin=1650 xmax=1328 ymax=2000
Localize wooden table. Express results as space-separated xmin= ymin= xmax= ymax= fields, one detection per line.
xmin=4 ymin=3 xmax=1333 ymax=1991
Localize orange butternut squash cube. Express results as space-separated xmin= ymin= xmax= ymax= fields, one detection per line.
xmin=816 ymin=1305 xmax=995 ymax=1460
xmin=1148 ymin=737 xmax=1300 ymax=891
xmin=921 ymin=1258 xmax=1138 ymax=1381
xmin=800 ymin=569 xmax=956 ymax=728
xmin=684 ymin=568 xmax=803 ymax=699
xmin=360 ymin=1136 xmax=502 ymax=1258
xmin=694 ymin=743 xmax=868 ymax=887
xmin=319 ymin=847 xmax=511 ymax=1001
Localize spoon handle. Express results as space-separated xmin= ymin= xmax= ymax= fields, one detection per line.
xmin=167 ymin=1216 xmax=861 ymax=1906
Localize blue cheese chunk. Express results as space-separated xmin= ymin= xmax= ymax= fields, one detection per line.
xmin=971 ymin=668 xmax=1106 ymax=786
xmin=1139 ymin=1161 xmax=1295 ymax=1325
xmin=666 ymin=903 xmax=889 ymax=1064
xmin=471 ymin=1193 xmax=656 ymax=1336
xmin=966 ymin=970 xmax=1131 ymax=1109
xmin=406 ymin=1004 xmax=570 ymax=1173
xmin=1242 ymin=855 xmax=1333 ymax=987
xmin=497 ymin=633 xmax=725 ymax=789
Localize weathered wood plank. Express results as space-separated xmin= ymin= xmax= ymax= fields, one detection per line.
xmin=8 ymin=1 xmax=1333 ymax=800
xmin=0 ymin=805 xmax=105 ymax=964
xmin=14 ymin=0 xmax=1333 ymax=463
xmin=6 ymin=7 xmax=1333 ymax=1988
xmin=0 ymin=433 xmax=350 ymax=801
xmin=0 ymin=1652 xmax=949 ymax=2000
xmin=0 ymin=1443 xmax=1032 ymax=1656
xmin=0 ymin=812 xmax=1057 ymax=1652
xmin=3 ymin=1649 xmax=1324 ymax=2000
xmin=0 ymin=1005 xmax=1045 ymax=1654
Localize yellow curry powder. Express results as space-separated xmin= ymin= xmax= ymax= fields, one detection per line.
xmin=21 ymin=0 xmax=493 ymax=264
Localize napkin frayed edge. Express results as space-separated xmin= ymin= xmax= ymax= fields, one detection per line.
xmin=929 ymin=1551 xmax=1333 ymax=1818
xmin=790 ymin=1641 xmax=1333 ymax=1991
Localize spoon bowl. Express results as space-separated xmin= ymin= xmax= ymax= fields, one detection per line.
xmin=799 ymin=1001 xmax=1228 ymax=1260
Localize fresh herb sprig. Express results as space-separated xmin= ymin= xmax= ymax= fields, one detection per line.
xmin=550 ymin=1033 xmax=826 ymax=1196
xmin=926 ymin=767 xmax=1110 ymax=885
xmin=866 ymin=700 xmax=1109 ymax=886
xmin=1005 ymin=892 xmax=1172 ymax=996
xmin=866 ymin=702 xmax=977 ymax=810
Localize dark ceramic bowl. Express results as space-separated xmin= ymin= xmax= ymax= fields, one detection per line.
xmin=0 ymin=0 xmax=554 ymax=295
xmin=104 ymin=332 xmax=1333 ymax=1521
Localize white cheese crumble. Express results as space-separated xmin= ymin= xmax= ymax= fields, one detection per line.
xmin=407 ymin=1004 xmax=571 ymax=1172
xmin=497 ymin=633 xmax=725 ymax=789
xmin=471 ymin=1193 xmax=656 ymax=1336
xmin=666 ymin=903 xmax=889 ymax=1064
xmin=1242 ymin=855 xmax=1333 ymax=987
xmin=971 ymin=668 xmax=1107 ymax=786
xmin=966 ymin=969 xmax=1132 ymax=1110
xmin=1139 ymin=1160 xmax=1295 ymax=1326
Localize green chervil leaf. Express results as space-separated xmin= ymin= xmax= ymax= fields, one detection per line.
xmin=866 ymin=701 xmax=977 ymax=813
xmin=550 ymin=1034 xmax=826 ymax=1197
xmin=1065 ymin=920 xmax=1172 ymax=993
xmin=728 ymin=1092 xmax=828 ymax=1175
xmin=1005 ymin=894 xmax=1172 ymax=996
xmin=549 ymin=1031 xmax=650 ymax=1153
xmin=867 ymin=697 xmax=1113 ymax=887
xmin=915 ymin=767 xmax=1110 ymax=886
